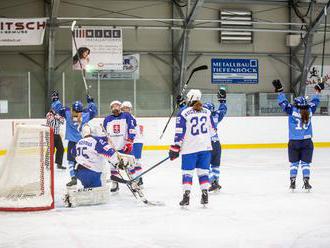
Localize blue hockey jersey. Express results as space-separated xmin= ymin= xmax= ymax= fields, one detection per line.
xmin=210 ymin=103 xmax=227 ymax=141
xmin=51 ymin=100 xmax=97 ymax=142
xmin=278 ymin=93 xmax=320 ymax=140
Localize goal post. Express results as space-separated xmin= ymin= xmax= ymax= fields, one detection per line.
xmin=0 ymin=124 xmax=55 ymax=211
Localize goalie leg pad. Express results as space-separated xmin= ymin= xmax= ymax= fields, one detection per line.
xmin=64 ymin=185 xmax=110 ymax=207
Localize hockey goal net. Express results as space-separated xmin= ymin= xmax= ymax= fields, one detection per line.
xmin=0 ymin=124 xmax=54 ymax=211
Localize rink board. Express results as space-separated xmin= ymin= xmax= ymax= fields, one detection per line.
xmin=1 ymin=116 xmax=330 ymax=156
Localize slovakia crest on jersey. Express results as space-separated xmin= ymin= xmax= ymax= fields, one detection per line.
xmin=113 ymin=124 xmax=120 ymax=134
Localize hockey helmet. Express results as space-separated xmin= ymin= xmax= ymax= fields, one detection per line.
xmin=110 ymin=100 xmax=121 ymax=109
xmin=81 ymin=124 xmax=92 ymax=137
xmin=186 ymin=89 xmax=202 ymax=102
xmin=203 ymin=102 xmax=215 ymax=112
xmin=72 ymin=101 xmax=83 ymax=112
xmin=294 ymin=96 xmax=308 ymax=109
xmin=121 ymin=101 xmax=133 ymax=109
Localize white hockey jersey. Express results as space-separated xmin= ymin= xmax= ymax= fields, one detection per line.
xmin=174 ymin=107 xmax=216 ymax=155
xmin=75 ymin=136 xmax=117 ymax=173
xmin=103 ymin=112 xmax=136 ymax=150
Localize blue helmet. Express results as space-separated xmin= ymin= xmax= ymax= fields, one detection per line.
xmin=294 ymin=96 xmax=308 ymax=108
xmin=72 ymin=101 xmax=83 ymax=112
xmin=203 ymin=102 xmax=215 ymax=112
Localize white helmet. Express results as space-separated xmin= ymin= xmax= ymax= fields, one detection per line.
xmin=110 ymin=100 xmax=121 ymax=109
xmin=121 ymin=101 xmax=133 ymax=109
xmin=82 ymin=124 xmax=92 ymax=137
xmin=82 ymin=121 xmax=103 ymax=137
xmin=186 ymin=89 xmax=202 ymax=102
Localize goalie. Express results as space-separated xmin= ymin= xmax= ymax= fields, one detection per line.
xmin=64 ymin=124 xmax=137 ymax=207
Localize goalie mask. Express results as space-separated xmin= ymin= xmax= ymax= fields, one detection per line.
xmin=82 ymin=122 xmax=103 ymax=137
xmin=82 ymin=124 xmax=92 ymax=137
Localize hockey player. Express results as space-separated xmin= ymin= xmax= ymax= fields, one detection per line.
xmin=51 ymin=93 xmax=97 ymax=187
xmin=121 ymin=101 xmax=145 ymax=187
xmin=64 ymin=124 xmax=136 ymax=207
xmin=202 ymin=88 xmax=227 ymax=191
xmin=169 ymin=89 xmax=216 ymax=206
xmin=103 ymin=100 xmax=136 ymax=192
xmin=272 ymin=79 xmax=323 ymax=191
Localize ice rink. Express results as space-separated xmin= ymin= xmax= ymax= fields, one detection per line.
xmin=1 ymin=148 xmax=330 ymax=248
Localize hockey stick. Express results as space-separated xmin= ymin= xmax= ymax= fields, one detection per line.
xmin=71 ymin=21 xmax=89 ymax=94
xmin=130 ymin=156 xmax=170 ymax=182
xmin=100 ymin=124 xmax=163 ymax=205
xmin=160 ymin=65 xmax=208 ymax=139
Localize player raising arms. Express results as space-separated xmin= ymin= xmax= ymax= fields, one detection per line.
xmin=202 ymin=88 xmax=227 ymax=191
xmin=169 ymin=89 xmax=216 ymax=206
xmin=273 ymin=79 xmax=324 ymax=191
xmin=121 ymin=101 xmax=145 ymax=187
xmin=63 ymin=124 xmax=136 ymax=207
xmin=103 ymin=100 xmax=136 ymax=192
xmin=51 ymin=93 xmax=97 ymax=187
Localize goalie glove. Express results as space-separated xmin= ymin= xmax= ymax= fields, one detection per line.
xmin=116 ymin=153 xmax=136 ymax=170
xmin=169 ymin=145 xmax=180 ymax=161
xmin=272 ymin=79 xmax=283 ymax=93
xmin=217 ymin=89 xmax=226 ymax=103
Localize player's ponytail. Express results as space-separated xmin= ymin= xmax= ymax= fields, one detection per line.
xmin=301 ymin=108 xmax=309 ymax=124
xmin=191 ymin=100 xmax=203 ymax=112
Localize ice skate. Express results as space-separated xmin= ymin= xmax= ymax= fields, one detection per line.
xmin=289 ymin=177 xmax=296 ymax=192
xmin=209 ymin=179 xmax=222 ymax=192
xmin=111 ymin=182 xmax=119 ymax=193
xmin=303 ymin=177 xmax=312 ymax=192
xmin=57 ymin=164 xmax=66 ymax=170
xmin=179 ymin=190 xmax=190 ymax=206
xmin=66 ymin=177 xmax=77 ymax=187
xmin=201 ymin=189 xmax=208 ymax=206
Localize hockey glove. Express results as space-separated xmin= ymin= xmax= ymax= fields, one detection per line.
xmin=116 ymin=153 xmax=135 ymax=169
xmin=272 ymin=79 xmax=283 ymax=93
xmin=314 ymin=82 xmax=325 ymax=93
xmin=123 ymin=139 xmax=133 ymax=154
xmin=176 ymin=95 xmax=185 ymax=106
xmin=51 ymin=90 xmax=59 ymax=102
xmin=86 ymin=95 xmax=94 ymax=103
xmin=169 ymin=145 xmax=180 ymax=161
xmin=217 ymin=89 xmax=226 ymax=103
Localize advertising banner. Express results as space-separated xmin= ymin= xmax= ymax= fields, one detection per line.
xmin=0 ymin=18 xmax=47 ymax=46
xmin=72 ymin=27 xmax=123 ymax=71
xmin=211 ymin=58 xmax=258 ymax=84
xmin=305 ymin=65 xmax=330 ymax=96
xmin=86 ymin=54 xmax=140 ymax=80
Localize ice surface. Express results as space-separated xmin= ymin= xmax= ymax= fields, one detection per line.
xmin=0 ymin=148 xmax=330 ymax=248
